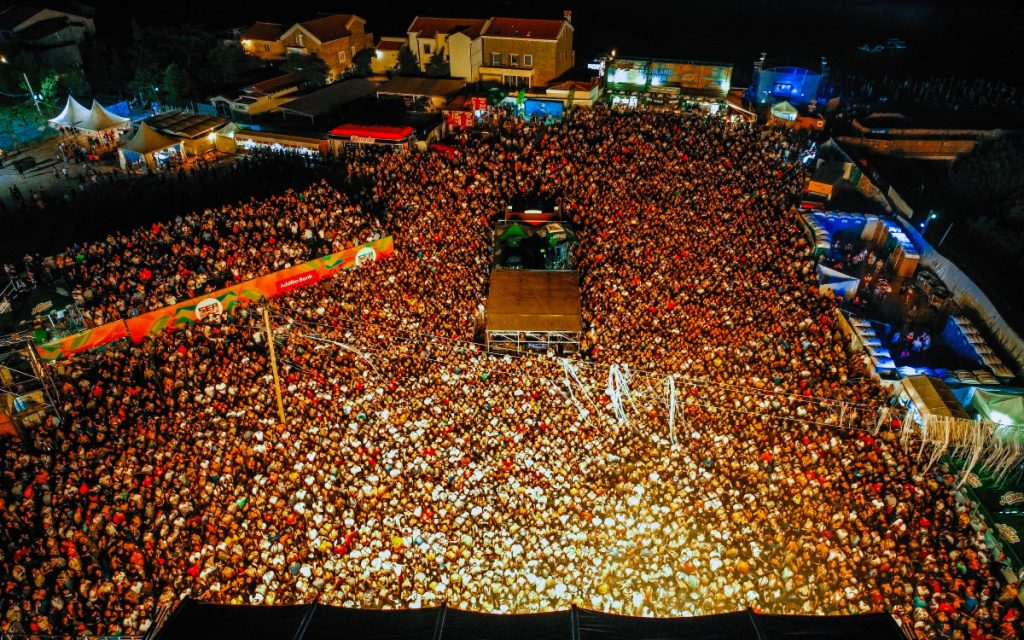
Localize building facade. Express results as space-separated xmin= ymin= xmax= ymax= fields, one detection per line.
xmin=406 ymin=13 xmax=574 ymax=88
xmin=479 ymin=16 xmax=574 ymax=89
xmin=407 ymin=16 xmax=487 ymax=76
xmin=241 ymin=14 xmax=374 ymax=80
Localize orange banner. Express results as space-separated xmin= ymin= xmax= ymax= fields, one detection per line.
xmin=38 ymin=236 xmax=394 ymax=358
xmin=36 ymin=321 xmax=129 ymax=361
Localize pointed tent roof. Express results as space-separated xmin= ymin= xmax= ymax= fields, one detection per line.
xmin=121 ymin=122 xmax=179 ymax=155
xmin=970 ymin=389 xmax=1024 ymax=427
xmin=817 ymin=264 xmax=859 ymax=285
xmin=48 ymin=95 xmax=91 ymax=127
xmin=771 ymin=100 xmax=799 ymax=120
xmin=77 ymin=100 xmax=130 ymax=133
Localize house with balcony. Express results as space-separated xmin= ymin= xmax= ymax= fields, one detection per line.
xmin=240 ymin=14 xmax=374 ymax=80
xmin=405 ymin=12 xmax=574 ymax=89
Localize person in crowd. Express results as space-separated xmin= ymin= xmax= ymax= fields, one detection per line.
xmin=1 ymin=107 xmax=1019 ymax=640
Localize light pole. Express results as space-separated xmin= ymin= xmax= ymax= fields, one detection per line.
xmin=920 ymin=211 xmax=938 ymax=235
xmin=938 ymin=221 xmax=954 ymax=247
xmin=22 ymin=73 xmax=44 ymax=119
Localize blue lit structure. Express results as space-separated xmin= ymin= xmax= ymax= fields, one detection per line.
xmin=746 ymin=54 xmax=826 ymax=107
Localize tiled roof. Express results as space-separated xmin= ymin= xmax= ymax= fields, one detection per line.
xmin=408 ymin=16 xmax=487 ymax=39
xmin=247 ymin=73 xmax=301 ymax=96
xmin=376 ymin=39 xmax=405 ymax=51
xmin=241 ymin=22 xmax=283 ymax=41
xmin=484 ymin=17 xmax=566 ymax=40
xmin=299 ymin=14 xmax=358 ymax=43
xmin=549 ymin=79 xmax=597 ymax=92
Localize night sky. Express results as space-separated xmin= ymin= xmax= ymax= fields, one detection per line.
xmin=91 ymin=0 xmax=1024 ymax=82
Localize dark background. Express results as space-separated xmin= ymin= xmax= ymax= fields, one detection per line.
xmin=92 ymin=0 xmax=1024 ymax=84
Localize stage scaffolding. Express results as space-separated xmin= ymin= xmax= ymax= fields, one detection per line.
xmin=0 ymin=330 xmax=64 ymax=442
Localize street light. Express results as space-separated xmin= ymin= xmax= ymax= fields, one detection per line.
xmin=920 ymin=211 xmax=938 ymax=234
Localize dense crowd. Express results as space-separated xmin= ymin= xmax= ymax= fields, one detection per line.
xmin=2 ymin=107 xmax=1022 ymax=640
xmin=10 ymin=157 xmax=380 ymax=328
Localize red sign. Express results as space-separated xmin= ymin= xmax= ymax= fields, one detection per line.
xmin=275 ymin=270 xmax=320 ymax=294
xmin=470 ymin=97 xmax=488 ymax=112
xmin=444 ymin=111 xmax=475 ymax=129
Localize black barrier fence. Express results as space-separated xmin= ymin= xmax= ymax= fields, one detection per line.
xmin=152 ymin=599 xmax=906 ymax=640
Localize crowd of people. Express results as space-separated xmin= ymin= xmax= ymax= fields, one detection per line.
xmin=2 ymin=106 xmax=1022 ymax=640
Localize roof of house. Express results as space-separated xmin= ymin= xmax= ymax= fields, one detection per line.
xmin=279 ymin=79 xmax=376 ymax=118
xmin=241 ymin=21 xmax=283 ymax=41
xmin=548 ymin=79 xmax=598 ymax=92
xmin=297 ymin=14 xmax=359 ymax=43
xmin=408 ymin=16 xmax=487 ymax=39
xmin=376 ymin=77 xmax=466 ymax=98
xmin=145 ymin=111 xmax=227 ymax=140
xmin=0 ymin=4 xmax=42 ymax=30
xmin=247 ymin=72 xmax=301 ymax=96
xmin=15 ymin=16 xmax=76 ymax=40
xmin=483 ymin=17 xmax=567 ymax=40
xmin=376 ymin=39 xmax=405 ymax=51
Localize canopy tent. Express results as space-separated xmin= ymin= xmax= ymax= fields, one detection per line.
xmin=817 ymin=264 xmax=860 ymax=300
xmin=152 ymin=600 xmax=906 ymax=640
xmin=493 ymin=222 xmax=578 ymax=271
xmin=900 ymin=375 xmax=971 ymax=422
xmin=897 ymin=376 xmax=1024 ymax=485
xmin=75 ymin=100 xmax=130 ymax=134
xmin=770 ymin=100 xmax=798 ymax=122
xmin=956 ymin=388 xmax=1024 ymax=428
xmin=118 ymin=122 xmax=181 ymax=171
xmin=48 ymin=95 xmax=92 ymax=128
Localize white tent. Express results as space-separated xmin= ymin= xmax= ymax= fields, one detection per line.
xmin=77 ymin=100 xmax=130 ymax=134
xmin=118 ymin=122 xmax=180 ymax=170
xmin=817 ymin=264 xmax=860 ymax=300
xmin=770 ymin=100 xmax=798 ymax=122
xmin=48 ymin=96 xmax=92 ymax=128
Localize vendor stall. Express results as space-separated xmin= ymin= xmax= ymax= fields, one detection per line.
xmin=118 ymin=122 xmax=182 ymax=172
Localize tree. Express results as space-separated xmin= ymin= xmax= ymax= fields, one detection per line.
xmin=127 ymin=65 xmax=163 ymax=103
xmin=425 ymin=52 xmax=449 ymax=78
xmin=162 ymin=63 xmax=192 ymax=105
xmin=396 ymin=46 xmax=421 ymax=77
xmin=207 ymin=40 xmax=258 ymax=84
xmin=950 ymin=132 xmax=1024 ymax=218
xmin=281 ymin=52 xmax=330 ymax=87
xmin=39 ymin=68 xmax=90 ymax=112
xmin=351 ymin=47 xmax=374 ymax=77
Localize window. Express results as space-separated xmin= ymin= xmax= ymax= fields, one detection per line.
xmin=424 ymin=43 xmax=433 ymax=54
xmin=338 ymin=50 xmax=347 ymax=63
xmin=263 ymin=43 xmax=270 ymax=52
xmin=523 ymin=54 xmax=533 ymax=67
xmin=491 ymin=52 xmax=501 ymax=65
xmin=509 ymin=54 xmax=519 ymax=66
xmin=296 ymin=33 xmax=304 ymax=47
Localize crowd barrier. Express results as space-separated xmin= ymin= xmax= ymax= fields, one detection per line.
xmin=35 ymin=236 xmax=394 ymax=361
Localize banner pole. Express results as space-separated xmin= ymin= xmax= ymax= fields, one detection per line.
xmin=263 ymin=307 xmax=287 ymax=424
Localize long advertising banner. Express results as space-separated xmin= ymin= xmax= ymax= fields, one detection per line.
xmin=36 ymin=236 xmax=394 ymax=360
